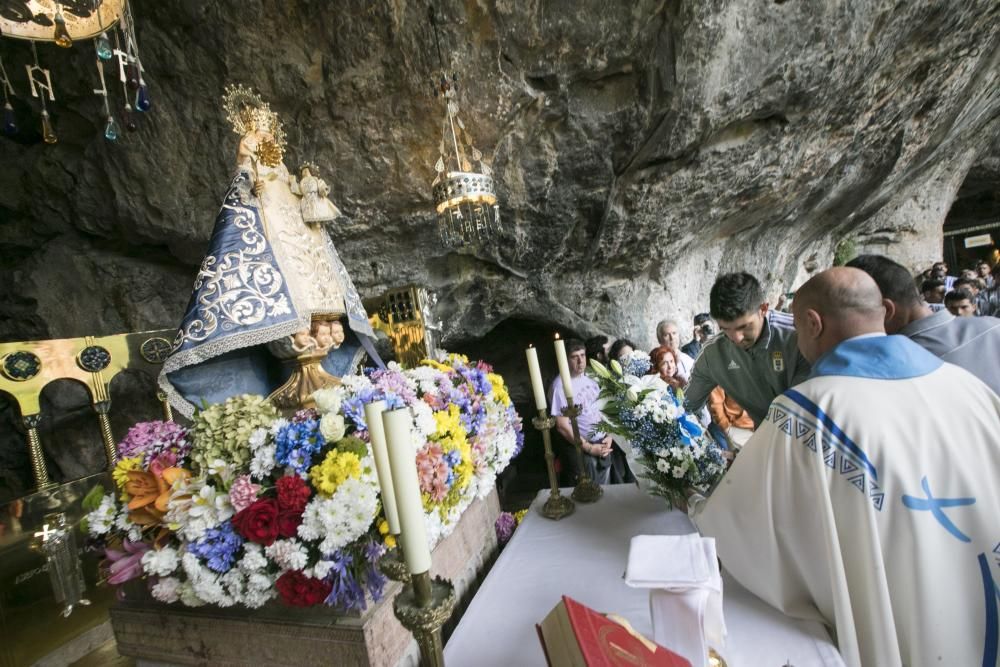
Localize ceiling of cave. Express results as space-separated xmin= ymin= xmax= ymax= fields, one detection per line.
xmin=1 ymin=0 xmax=999 ymax=350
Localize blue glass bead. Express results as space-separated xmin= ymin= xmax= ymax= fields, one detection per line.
xmin=135 ymin=85 xmax=151 ymax=112
xmin=104 ymin=116 xmax=119 ymax=141
xmin=95 ymin=32 xmax=113 ymax=60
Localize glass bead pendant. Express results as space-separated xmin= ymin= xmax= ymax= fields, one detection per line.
xmin=124 ymin=104 xmax=137 ymax=132
xmin=126 ymin=64 xmax=140 ymax=90
xmin=135 ymin=84 xmax=151 ymax=112
xmin=53 ymin=11 xmax=73 ymax=48
xmin=104 ymin=115 xmax=119 ymax=141
xmin=41 ymin=110 xmax=57 ymax=144
xmin=3 ymin=102 xmax=16 ymax=136
xmin=95 ymin=32 xmax=113 ymax=60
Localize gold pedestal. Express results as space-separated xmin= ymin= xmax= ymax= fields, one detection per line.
xmin=393 ymin=571 xmax=455 ymax=667
xmin=562 ymin=399 xmax=602 ymax=503
xmin=532 ymin=412 xmax=574 ymax=520
xmin=268 ymin=351 xmax=341 ymax=413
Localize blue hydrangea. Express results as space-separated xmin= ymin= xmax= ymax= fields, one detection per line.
xmin=274 ymin=418 xmax=325 ymax=474
xmin=188 ymin=522 xmax=243 ymax=573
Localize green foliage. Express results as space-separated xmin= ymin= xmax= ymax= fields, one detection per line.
xmin=833 ymin=237 xmax=858 ymax=266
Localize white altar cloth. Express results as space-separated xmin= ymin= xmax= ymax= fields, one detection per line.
xmin=444 ymin=484 xmax=845 ymax=667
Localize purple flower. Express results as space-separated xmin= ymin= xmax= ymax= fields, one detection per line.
xmin=495 ymin=512 xmax=516 ymax=546
xmin=117 ymin=420 xmax=191 ymax=465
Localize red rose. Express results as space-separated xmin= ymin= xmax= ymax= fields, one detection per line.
xmin=231 ymin=498 xmax=279 ymax=546
xmin=276 ymin=509 xmax=302 ymax=539
xmin=276 ymin=475 xmax=311 ymax=513
xmin=276 ymin=570 xmax=332 ymax=607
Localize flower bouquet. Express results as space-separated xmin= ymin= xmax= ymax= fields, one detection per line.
xmin=86 ymin=356 xmax=522 ymax=611
xmin=589 ymin=359 xmax=725 ymax=509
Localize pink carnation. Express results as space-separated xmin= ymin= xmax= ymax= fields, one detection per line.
xmin=416 ymin=444 xmax=450 ymax=502
xmin=229 ymin=475 xmax=261 ymax=513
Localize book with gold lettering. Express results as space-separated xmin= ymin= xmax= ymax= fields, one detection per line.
xmin=536 ymin=595 xmax=692 ymax=666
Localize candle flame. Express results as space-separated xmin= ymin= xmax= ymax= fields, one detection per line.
xmin=554 ymin=332 xmax=561 ymax=340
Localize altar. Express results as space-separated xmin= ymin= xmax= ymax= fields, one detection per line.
xmin=444 ymin=485 xmax=846 ymax=667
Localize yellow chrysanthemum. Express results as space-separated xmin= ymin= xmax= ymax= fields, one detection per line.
xmin=309 ymin=449 xmax=361 ymax=497
xmin=377 ymin=518 xmax=389 ymax=536
xmin=112 ymin=456 xmax=143 ymax=489
xmin=514 ymin=509 xmax=529 ymax=524
xmin=488 ymin=373 xmax=511 ymax=406
xmin=421 ymin=359 xmax=452 ymax=372
xmin=384 ymin=534 xmax=397 ymax=549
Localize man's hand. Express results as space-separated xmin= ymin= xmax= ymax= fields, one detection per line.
xmin=584 ymin=436 xmax=613 ymax=458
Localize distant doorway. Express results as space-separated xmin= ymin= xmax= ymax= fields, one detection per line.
xmin=942 ymin=161 xmax=1000 ymax=271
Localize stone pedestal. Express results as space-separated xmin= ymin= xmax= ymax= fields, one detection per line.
xmin=109 ymin=489 xmax=500 ymax=667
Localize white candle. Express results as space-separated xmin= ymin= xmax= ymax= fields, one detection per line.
xmin=525 ymin=345 xmax=547 ymax=411
xmin=554 ymin=334 xmax=574 ymax=400
xmin=382 ymin=408 xmax=432 ymax=575
xmin=364 ymin=400 xmax=400 ymax=535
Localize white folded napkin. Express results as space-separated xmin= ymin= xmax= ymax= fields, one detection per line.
xmin=624 ymin=534 xmax=727 ymax=667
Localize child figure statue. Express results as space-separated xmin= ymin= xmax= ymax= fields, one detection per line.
xmin=292 ymin=162 xmax=343 ymax=225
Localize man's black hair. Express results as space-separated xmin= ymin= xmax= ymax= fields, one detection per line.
xmin=921 ymin=279 xmax=945 ymax=293
xmin=846 ymin=255 xmax=922 ymax=306
xmin=945 ymin=288 xmax=975 ymax=304
xmin=693 ymin=312 xmax=712 ymax=326
xmin=585 ymin=335 xmax=608 ymax=361
xmin=565 ymin=338 xmax=586 ymax=355
xmin=709 ymin=273 xmax=764 ymax=322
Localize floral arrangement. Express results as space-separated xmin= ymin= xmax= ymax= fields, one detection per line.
xmin=86 ymin=355 xmax=522 ymax=611
xmin=590 ymin=359 xmax=725 ymax=509
xmin=619 ymin=349 xmax=652 ymax=378
xmin=313 ymin=354 xmax=523 ymax=546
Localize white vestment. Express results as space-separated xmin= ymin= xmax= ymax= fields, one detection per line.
xmin=694 ymin=334 xmax=1000 ymax=667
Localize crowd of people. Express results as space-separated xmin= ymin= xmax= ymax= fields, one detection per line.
xmin=544 ymin=252 xmax=1000 ymax=667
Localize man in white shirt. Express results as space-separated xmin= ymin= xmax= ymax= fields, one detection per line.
xmin=549 ymin=338 xmax=614 ymax=484
xmin=694 ymin=267 xmax=1000 ymax=667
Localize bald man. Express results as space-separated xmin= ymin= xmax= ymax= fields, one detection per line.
xmin=694 ymin=267 xmax=1000 ymax=667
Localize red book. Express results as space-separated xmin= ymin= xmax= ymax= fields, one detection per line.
xmin=536 ymin=595 xmax=692 ymax=667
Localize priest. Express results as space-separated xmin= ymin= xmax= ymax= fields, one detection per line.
xmin=693 ymin=267 xmax=1000 ymax=667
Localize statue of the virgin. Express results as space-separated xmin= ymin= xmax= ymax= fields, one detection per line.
xmin=158 ymin=85 xmax=380 ymax=417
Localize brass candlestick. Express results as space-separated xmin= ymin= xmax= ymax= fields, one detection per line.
xmin=380 ymin=543 xmax=410 ymax=583
xmin=393 ymin=570 xmax=456 ymax=667
xmin=532 ymin=411 xmax=575 ymax=520
xmin=562 ymin=398 xmax=603 ymax=503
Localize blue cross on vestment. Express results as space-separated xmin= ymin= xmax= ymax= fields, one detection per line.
xmin=902 ymin=476 xmax=975 ymax=543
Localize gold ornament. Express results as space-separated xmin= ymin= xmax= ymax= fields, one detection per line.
xmin=221 ymin=83 xmax=286 ymax=163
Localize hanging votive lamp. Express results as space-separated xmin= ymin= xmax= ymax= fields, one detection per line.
xmin=3 ymin=102 xmax=16 ymax=136
xmin=104 ymin=115 xmax=119 ymax=141
xmin=40 ymin=110 xmax=57 ymax=144
xmin=95 ymin=32 xmax=113 ymax=60
xmin=53 ymin=9 xmax=73 ymax=48
xmin=430 ymin=75 xmax=502 ymax=248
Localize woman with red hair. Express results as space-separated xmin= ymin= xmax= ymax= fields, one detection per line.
xmin=649 ymin=346 xmax=686 ymax=390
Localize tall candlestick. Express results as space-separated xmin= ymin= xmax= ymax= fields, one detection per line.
xmin=554 ymin=334 xmax=574 ymax=400
xmin=525 ymin=345 xmax=547 ymax=411
xmin=382 ymin=408 xmax=432 ymax=576
xmin=365 ymin=400 xmax=400 ymax=535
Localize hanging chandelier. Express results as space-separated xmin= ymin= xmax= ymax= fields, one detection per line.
xmin=0 ymin=0 xmax=151 ymax=144
xmin=427 ymin=6 xmax=502 ymax=248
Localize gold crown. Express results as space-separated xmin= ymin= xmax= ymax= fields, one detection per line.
xmin=222 ymin=84 xmax=286 ymax=152
xmin=299 ymin=161 xmax=320 ymax=175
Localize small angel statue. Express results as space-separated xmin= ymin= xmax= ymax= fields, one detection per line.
xmin=291 ymin=162 xmax=344 ymax=225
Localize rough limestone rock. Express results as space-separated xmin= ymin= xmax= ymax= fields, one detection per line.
xmin=1 ymin=1 xmax=999 ymax=498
